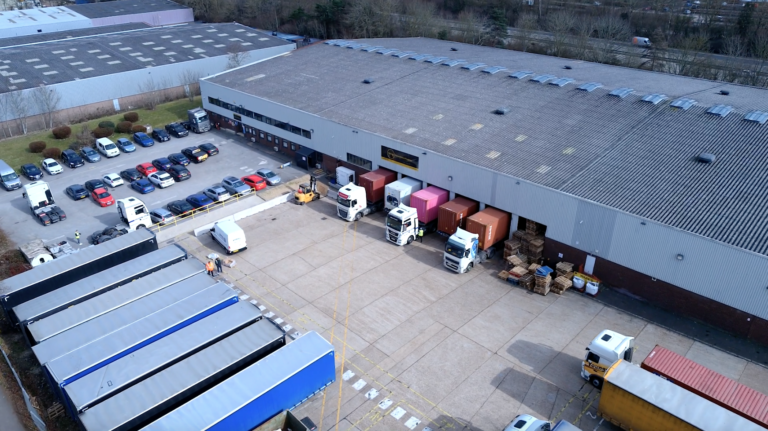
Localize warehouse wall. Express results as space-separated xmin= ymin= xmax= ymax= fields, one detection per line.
xmin=199 ymin=81 xmax=768 ymax=328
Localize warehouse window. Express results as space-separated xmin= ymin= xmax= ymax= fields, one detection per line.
xmin=259 ymin=131 xmax=265 ymax=139
xmin=208 ymin=97 xmax=313 ymax=139
xmin=267 ymin=134 xmax=272 ymax=142
xmin=347 ymin=153 xmax=372 ymax=170
xmin=290 ymin=143 xmax=296 ymax=151
xmin=283 ymin=141 xmax=288 ymax=148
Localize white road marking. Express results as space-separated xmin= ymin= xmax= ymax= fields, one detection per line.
xmin=239 ymin=166 xmax=248 ymax=170
xmin=150 ymin=195 xmax=177 ymax=205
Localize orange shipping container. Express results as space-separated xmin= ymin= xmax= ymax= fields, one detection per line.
xmin=465 ymin=207 xmax=510 ymax=251
xmin=438 ymin=197 xmax=479 ymax=236
xmin=358 ymin=168 xmax=396 ymax=204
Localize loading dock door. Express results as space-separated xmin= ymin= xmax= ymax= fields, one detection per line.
xmin=295 ymin=147 xmax=317 ymax=171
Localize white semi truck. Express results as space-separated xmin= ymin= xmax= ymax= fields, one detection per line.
xmin=117 ymin=197 xmax=152 ymax=231
xmin=385 ymin=205 xmax=419 ymax=245
xmin=22 ymin=181 xmax=66 ymax=226
xmin=443 ymin=228 xmax=496 ymax=273
xmin=384 ymin=177 xmax=422 ymax=212
xmin=581 ymin=329 xmax=635 ymax=389
xmin=185 ymin=108 xmax=210 ymax=133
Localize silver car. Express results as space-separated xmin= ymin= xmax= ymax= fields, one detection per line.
xmin=204 ymin=185 xmax=231 ymax=202
xmin=149 ymin=208 xmax=175 ymax=225
xmin=221 ymin=176 xmax=252 ymax=196
xmin=256 ymin=168 xmax=281 ymax=186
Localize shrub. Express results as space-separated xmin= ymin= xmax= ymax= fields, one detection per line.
xmin=52 ymin=126 xmax=71 ymax=139
xmin=42 ymin=148 xmax=62 ymax=159
xmin=69 ymin=141 xmax=88 ymax=151
xmin=116 ymin=121 xmax=133 ymax=133
xmin=98 ymin=120 xmax=115 ymax=129
xmin=131 ymin=124 xmax=147 ymax=133
xmin=29 ymin=141 xmax=46 ymax=153
xmin=93 ymin=127 xmax=113 ymax=139
xmin=124 ymin=112 xmax=139 ymax=122
xmin=76 ymin=124 xmax=95 ymax=147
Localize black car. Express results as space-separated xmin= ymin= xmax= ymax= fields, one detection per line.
xmin=61 ymin=149 xmax=85 ymax=168
xmin=65 ymin=184 xmax=89 ymax=200
xmin=151 ymin=157 xmax=173 ymax=172
xmin=167 ymin=165 xmax=191 ymax=182
xmin=165 ymin=122 xmax=189 ymax=138
xmin=120 ymin=168 xmax=143 ymax=183
xmin=84 ymin=179 xmax=107 ymax=193
xmin=152 ymin=129 xmax=170 ymax=142
xmin=167 ymin=153 xmax=190 ymax=166
xmin=181 ymin=147 xmax=207 ymax=163
xmin=166 ymin=199 xmax=195 ymax=217
xmin=20 ymin=163 xmax=43 ymax=180
xmin=198 ymin=143 xmax=219 ymax=157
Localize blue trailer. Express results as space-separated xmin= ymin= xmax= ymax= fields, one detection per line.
xmin=16 ymin=245 xmax=188 ymax=344
xmin=27 ymin=259 xmax=204 ymax=345
xmin=78 ymin=316 xmax=286 ymax=431
xmin=141 ymin=331 xmax=335 ymax=431
xmin=0 ymin=229 xmax=157 ymax=324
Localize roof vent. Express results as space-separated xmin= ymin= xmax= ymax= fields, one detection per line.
xmin=577 ymin=82 xmax=602 ymax=92
xmin=324 ymin=40 xmax=338 ymax=45
xmin=697 ymin=153 xmax=716 ymax=164
xmin=362 ymin=78 xmax=374 ymax=84
xmin=706 ymin=104 xmax=733 ymax=117
xmin=462 ymin=63 xmax=486 ymax=70
xmin=530 ymin=74 xmax=556 ymax=83
xmin=609 ymin=88 xmax=634 ymax=98
xmin=670 ymin=98 xmax=695 ymax=110
xmin=450 ymin=47 xmax=458 ymax=51
xmin=563 ymin=65 xmax=572 ymax=70
xmin=346 ymin=43 xmax=364 ymax=49
xmin=335 ymin=41 xmax=352 ymax=47
xmin=494 ymin=106 xmax=510 ymax=115
xmin=482 ymin=66 xmax=507 ymax=74
xmin=443 ymin=59 xmax=467 ymax=67
xmin=641 ymin=94 xmax=668 ymax=105
xmin=601 ymin=333 xmax=612 ymax=342
xmin=550 ymin=77 xmax=574 ymax=87
xmin=720 ymin=90 xmax=730 ymax=96
xmin=377 ymin=48 xmax=397 ymax=55
xmin=393 ymin=51 xmax=416 ymax=58
xmin=744 ymin=111 xmax=768 ymax=124
xmin=425 ymin=56 xmax=449 ymax=64
xmin=510 ymin=71 xmax=534 ymax=79
xmin=362 ymin=46 xmax=384 ymax=52
xmin=410 ymin=54 xmax=432 ymax=61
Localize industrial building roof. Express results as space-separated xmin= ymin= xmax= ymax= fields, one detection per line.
xmin=66 ymin=0 xmax=189 ymax=19
xmin=0 ymin=22 xmax=148 ymax=48
xmin=0 ymin=22 xmax=291 ymax=93
xmin=207 ymin=38 xmax=768 ymax=255
xmin=0 ymin=7 xmax=86 ymax=32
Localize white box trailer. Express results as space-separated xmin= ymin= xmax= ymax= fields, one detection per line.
xmin=384 ymin=177 xmax=422 ymax=212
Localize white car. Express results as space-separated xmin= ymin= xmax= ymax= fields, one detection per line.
xmin=41 ymin=158 xmax=63 ymax=175
xmin=204 ymin=185 xmax=231 ymax=202
xmin=102 ymin=173 xmax=124 ymax=188
xmin=148 ymin=172 xmax=175 ymax=189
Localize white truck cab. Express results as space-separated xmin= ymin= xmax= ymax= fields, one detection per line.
xmin=210 ymin=220 xmax=247 ymax=254
xmin=444 ymin=227 xmax=488 ymax=273
xmin=337 ymin=184 xmax=367 ymax=221
xmin=117 ymin=197 xmax=151 ymax=230
xmin=384 ymin=177 xmax=422 ymax=212
xmin=581 ymin=329 xmax=635 ymax=389
xmin=386 ymin=205 xmax=419 ymax=246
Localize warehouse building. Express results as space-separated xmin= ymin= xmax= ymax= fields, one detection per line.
xmin=199 ymin=38 xmax=768 ymax=344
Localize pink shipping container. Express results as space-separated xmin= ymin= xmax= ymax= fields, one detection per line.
xmin=641 ymin=345 xmax=768 ymax=428
xmin=410 ymin=186 xmax=449 ymax=224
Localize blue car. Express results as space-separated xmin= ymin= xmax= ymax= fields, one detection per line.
xmin=131 ymin=179 xmax=155 ymax=194
xmin=151 ymin=157 xmax=173 ymax=172
xmin=116 ymin=138 xmax=136 ymax=153
xmin=186 ymin=193 xmax=213 ymax=209
xmin=132 ymin=132 xmax=154 ymax=147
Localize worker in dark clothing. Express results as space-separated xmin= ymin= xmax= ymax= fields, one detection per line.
xmin=214 ymin=256 xmax=223 ymax=274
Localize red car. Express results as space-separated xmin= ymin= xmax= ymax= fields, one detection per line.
xmin=91 ymin=188 xmax=115 ymax=207
xmin=241 ymin=175 xmax=267 ymax=191
xmin=136 ymin=163 xmax=158 ymax=177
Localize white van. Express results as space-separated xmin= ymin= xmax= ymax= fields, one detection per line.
xmin=0 ymin=160 xmax=21 ymax=191
xmin=96 ymin=138 xmax=120 ymax=158
xmin=210 ymin=220 xmax=247 ymax=254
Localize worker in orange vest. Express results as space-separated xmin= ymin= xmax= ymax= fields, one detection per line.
xmin=206 ymin=260 xmax=215 ymax=277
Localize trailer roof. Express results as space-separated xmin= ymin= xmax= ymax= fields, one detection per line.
xmin=78 ymin=316 xmax=284 ymax=431
xmin=29 ymin=259 xmax=204 ymax=344
xmin=607 ymin=361 xmax=764 ymax=431
xmin=142 ymin=331 xmax=333 ymax=431
xmin=32 ymin=273 xmax=217 ymax=366
xmin=0 ymin=229 xmax=154 ymax=297
xmin=65 ymin=301 xmax=262 ymax=414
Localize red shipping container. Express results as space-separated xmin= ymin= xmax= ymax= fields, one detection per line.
xmin=410 ymin=186 xmax=448 ymax=224
xmin=465 ymin=207 xmax=510 ymax=251
xmin=358 ymin=168 xmax=396 ymax=204
xmin=641 ymin=345 xmax=768 ymax=427
xmin=438 ymin=197 xmax=479 ymax=236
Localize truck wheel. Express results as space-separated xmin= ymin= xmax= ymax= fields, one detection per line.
xmin=589 ymin=376 xmax=603 ymax=390
xmin=407 ymin=236 xmax=413 ymax=245
xmin=464 ymin=263 xmax=473 ymax=273
xmin=487 ymin=248 xmax=496 ymax=259
xmin=354 ymin=213 xmax=362 ymax=221
xmin=136 ymin=224 xmax=146 ymax=230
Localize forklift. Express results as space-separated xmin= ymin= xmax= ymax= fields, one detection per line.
xmin=294 ymin=176 xmax=321 ymax=205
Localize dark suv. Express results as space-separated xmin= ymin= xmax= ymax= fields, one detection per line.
xmin=165 ymin=122 xmax=189 ymax=138
xmin=61 ymin=149 xmax=85 ymax=168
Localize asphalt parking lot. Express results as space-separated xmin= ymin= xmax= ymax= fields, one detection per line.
xmin=168 ymin=197 xmax=768 ymax=431
xmin=1 ymin=130 xmax=305 ymax=248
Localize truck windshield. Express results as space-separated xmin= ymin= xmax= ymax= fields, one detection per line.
xmin=445 ymin=240 xmax=468 ymax=258
xmin=2 ymin=172 xmax=18 ymax=182
xmin=337 ymin=196 xmax=352 ymax=207
xmin=195 ymin=114 xmax=209 ymax=123
xmin=386 ymin=215 xmax=403 ymax=232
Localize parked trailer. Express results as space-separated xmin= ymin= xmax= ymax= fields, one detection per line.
xmin=0 ymin=229 xmax=157 ymax=324
xmin=410 ymin=186 xmax=449 ymax=233
xmin=437 ymin=197 xmax=479 ymax=237
xmin=78 ymin=317 xmax=286 ymax=430
xmin=141 ymin=331 xmax=335 ymax=431
xmin=641 ymin=344 xmax=768 ymax=427
xmin=384 ymin=177 xmax=422 ymax=212
xmin=16 ymin=245 xmax=187 ymax=339
xmin=28 ymin=260 xmax=205 ymax=345
xmin=598 ymin=360 xmax=763 ymax=431
xmin=32 ymin=273 xmax=218 ymax=367
xmin=253 ymin=410 xmax=309 ymax=431
xmin=466 ymin=207 xmax=511 ymax=251
xmin=65 ymin=301 xmax=263 ymax=415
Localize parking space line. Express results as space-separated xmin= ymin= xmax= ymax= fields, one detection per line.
xmin=150 ymin=195 xmax=177 ymax=206
xmin=336 ymin=221 xmax=359 ymax=430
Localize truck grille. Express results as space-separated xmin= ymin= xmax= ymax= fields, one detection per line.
xmin=388 ymin=232 xmax=398 ymax=242
xmin=338 ymin=209 xmax=348 ymax=219
xmin=444 ymin=257 xmax=459 ymax=271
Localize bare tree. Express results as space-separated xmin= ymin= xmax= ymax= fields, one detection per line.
xmin=662 ymin=32 xmax=710 ymax=77
xmin=547 ymin=10 xmax=576 ymax=57
xmin=226 ymin=43 xmax=251 ymax=69
xmin=457 ymin=10 xmax=489 ymax=45
xmin=0 ymin=93 xmax=10 ymax=139
xmin=401 ymin=1 xmax=436 ymax=38
xmin=743 ymin=31 xmax=768 ymax=87
xmin=179 ymin=69 xmax=204 ymax=102
xmin=592 ymin=15 xmax=630 ymax=64
xmin=75 ymin=124 xmax=95 ymax=148
xmin=514 ymin=13 xmax=539 ymax=53
xmin=137 ymin=77 xmax=162 ymax=110
xmin=32 ymin=84 xmax=62 ymax=130
xmin=574 ymin=17 xmax=595 ymax=61
xmin=8 ymin=91 xmax=28 ymax=135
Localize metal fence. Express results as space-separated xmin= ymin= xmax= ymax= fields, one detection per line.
xmin=0 ymin=346 xmax=45 ymax=430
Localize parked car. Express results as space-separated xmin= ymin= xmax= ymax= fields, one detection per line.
xmin=65 ymin=184 xmax=88 ymax=200
xmin=120 ymin=168 xmax=143 ymax=183
xmin=151 ymin=157 xmax=173 ymax=172
xmin=115 ymin=138 xmax=136 ymax=153
xmin=221 ymin=176 xmax=252 ymax=196
xmin=256 ymin=168 xmax=281 ymax=186
xmin=186 ymin=193 xmax=214 ymax=209
xmin=148 ymin=172 xmax=175 ymax=189
xmin=84 ymin=179 xmax=107 ymax=193
xmin=165 ymin=122 xmax=189 ymax=138
xmin=167 ymin=153 xmax=190 ymax=166
xmin=136 ymin=163 xmax=158 ymax=177
xmin=151 ymin=129 xmax=170 ymax=142
xmin=91 ymin=188 xmax=115 ymax=207
xmin=181 ymin=147 xmax=207 ymax=163
xmin=198 ymin=143 xmax=219 ymax=156
xmin=167 ymin=200 xmax=196 ymax=217
xmin=204 ymin=185 xmax=231 ymax=202
xmin=150 ymin=208 xmax=175 ymax=225
xmin=96 ymin=138 xmax=120 ymax=158
xmin=133 ymin=132 xmax=154 ymax=147
xmin=167 ymin=165 xmax=191 ymax=182
xmin=131 ymin=179 xmax=155 ymax=194
xmin=102 ymin=173 xmax=124 ymax=188
xmin=80 ymin=146 xmax=102 ymax=162
xmin=61 ymin=149 xmax=85 ymax=168
xmin=241 ymin=174 xmax=267 ymax=191
xmin=42 ymin=158 xmax=63 ymax=175
xmin=20 ymin=163 xmax=43 ymax=181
